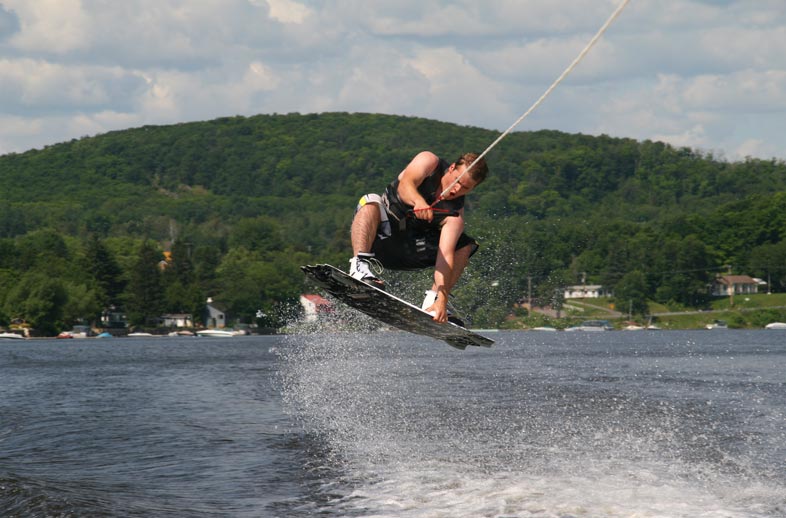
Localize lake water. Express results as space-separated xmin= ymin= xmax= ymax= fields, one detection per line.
xmin=1 ymin=330 xmax=784 ymax=517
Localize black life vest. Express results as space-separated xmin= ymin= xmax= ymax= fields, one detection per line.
xmin=383 ymin=157 xmax=465 ymax=228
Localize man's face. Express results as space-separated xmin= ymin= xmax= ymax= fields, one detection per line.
xmin=442 ymin=163 xmax=478 ymax=199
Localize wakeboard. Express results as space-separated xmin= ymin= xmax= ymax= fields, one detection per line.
xmin=301 ymin=264 xmax=494 ymax=350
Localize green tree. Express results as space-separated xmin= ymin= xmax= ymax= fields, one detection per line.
xmin=124 ymin=240 xmax=164 ymax=326
xmin=228 ymin=216 xmax=284 ymax=253
xmin=748 ymin=241 xmax=786 ymax=292
xmin=214 ymin=247 xmax=304 ymax=326
xmin=4 ymin=271 xmax=68 ymax=335
xmin=62 ymin=282 xmax=103 ymax=326
xmin=16 ymin=228 xmax=70 ymax=275
xmin=614 ymin=270 xmax=650 ymax=318
xmin=83 ymin=235 xmax=126 ymax=307
xmin=653 ymin=235 xmax=715 ymax=307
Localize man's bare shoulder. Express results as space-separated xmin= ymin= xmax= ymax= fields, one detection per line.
xmin=412 ymin=150 xmax=439 ymax=164
xmin=401 ymin=151 xmax=440 ymax=179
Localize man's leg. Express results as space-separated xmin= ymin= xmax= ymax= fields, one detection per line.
xmin=351 ymin=202 xmax=380 ymax=255
xmin=429 ymin=243 xmax=472 ymax=293
xmin=421 ymin=243 xmax=473 ymax=324
xmin=349 ymin=202 xmax=384 ymax=287
xmin=423 ymin=242 xmax=474 ymax=315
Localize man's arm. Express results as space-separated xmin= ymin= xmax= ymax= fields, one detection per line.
xmin=428 ymin=213 xmax=464 ymax=323
xmin=397 ymin=151 xmax=440 ymax=222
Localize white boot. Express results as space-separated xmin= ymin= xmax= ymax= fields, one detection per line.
xmin=421 ymin=290 xmax=438 ymax=311
xmin=422 ymin=289 xmax=463 ymax=325
xmin=349 ymin=253 xmax=384 ymax=287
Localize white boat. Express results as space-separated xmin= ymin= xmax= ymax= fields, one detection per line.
xmin=565 ymin=320 xmax=613 ymax=332
xmin=531 ymin=326 xmax=558 ymax=332
xmin=168 ymin=330 xmax=195 ymax=336
xmin=706 ymin=320 xmax=728 ymax=330
xmin=765 ymin=322 xmax=786 ymax=330
xmin=64 ymin=325 xmax=92 ymax=338
xmin=0 ymin=332 xmax=25 ymax=340
xmin=196 ymin=329 xmax=237 ymax=337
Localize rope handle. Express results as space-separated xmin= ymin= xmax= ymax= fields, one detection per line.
xmin=406 ymin=207 xmax=460 ymax=218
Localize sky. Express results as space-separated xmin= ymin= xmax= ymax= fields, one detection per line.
xmin=1 ymin=0 xmax=785 ymax=161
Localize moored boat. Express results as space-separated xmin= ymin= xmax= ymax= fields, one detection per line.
xmin=196 ymin=329 xmax=237 ymax=337
xmin=765 ymin=322 xmax=786 ymax=330
xmin=706 ymin=320 xmax=728 ymax=330
xmin=565 ymin=320 xmax=613 ymax=331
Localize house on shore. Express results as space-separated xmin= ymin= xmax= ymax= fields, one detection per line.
xmin=711 ymin=275 xmax=765 ymax=297
xmin=300 ymin=294 xmax=332 ymax=322
xmin=564 ymin=284 xmax=610 ymax=299
xmin=160 ymin=313 xmax=194 ymax=328
xmin=204 ymin=298 xmax=227 ymax=328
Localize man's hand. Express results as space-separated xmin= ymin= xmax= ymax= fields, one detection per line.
xmin=412 ymin=200 xmax=433 ymax=222
xmin=425 ymin=294 xmax=449 ymax=323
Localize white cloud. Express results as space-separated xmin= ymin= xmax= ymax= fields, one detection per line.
xmin=4 ymin=0 xmax=91 ymax=53
xmin=734 ymin=138 xmax=771 ymax=160
xmin=1 ymin=0 xmax=786 ymax=161
xmin=0 ymin=58 xmax=145 ymax=113
xmin=265 ymin=0 xmax=312 ymax=24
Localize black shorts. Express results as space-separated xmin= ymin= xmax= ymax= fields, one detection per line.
xmin=370 ymin=223 xmax=479 ymax=271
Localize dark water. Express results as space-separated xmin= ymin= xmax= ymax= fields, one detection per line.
xmin=1 ymin=331 xmax=785 ymax=517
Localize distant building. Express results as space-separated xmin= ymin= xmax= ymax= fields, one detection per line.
xmin=300 ymin=294 xmax=332 ymax=322
xmin=101 ymin=306 xmax=127 ymax=328
xmin=711 ymin=275 xmax=762 ymax=297
xmin=564 ymin=285 xmax=610 ymax=299
xmin=160 ymin=313 xmax=194 ymax=328
xmin=204 ymin=298 xmax=227 ymax=328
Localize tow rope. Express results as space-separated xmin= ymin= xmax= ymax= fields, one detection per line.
xmin=436 ymin=0 xmax=632 ymax=203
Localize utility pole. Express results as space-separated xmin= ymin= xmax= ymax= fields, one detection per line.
xmin=726 ymin=264 xmax=734 ymax=307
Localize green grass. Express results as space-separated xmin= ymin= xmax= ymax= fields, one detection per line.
xmin=709 ymin=292 xmax=786 ymax=310
xmin=520 ymin=293 xmax=786 ymax=329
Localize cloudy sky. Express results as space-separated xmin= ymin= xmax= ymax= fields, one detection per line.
xmin=1 ymin=0 xmax=785 ymax=161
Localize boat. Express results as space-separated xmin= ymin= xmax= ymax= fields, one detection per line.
xmin=765 ymin=322 xmax=786 ymax=330
xmin=127 ymin=332 xmax=154 ymax=337
xmin=0 ymin=332 xmax=25 ymax=340
xmin=531 ymin=326 xmax=558 ymax=332
xmin=623 ymin=324 xmax=645 ymax=331
xmin=565 ymin=320 xmax=613 ymax=331
xmin=196 ymin=329 xmax=237 ymax=337
xmin=67 ymin=325 xmax=92 ymax=338
xmin=168 ymin=330 xmax=195 ymax=336
xmin=706 ymin=320 xmax=728 ymax=330
xmin=56 ymin=331 xmax=74 ymax=339
xmin=96 ymin=332 xmax=113 ymax=338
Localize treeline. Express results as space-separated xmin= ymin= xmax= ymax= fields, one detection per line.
xmin=1 ymin=112 xmax=785 ymax=332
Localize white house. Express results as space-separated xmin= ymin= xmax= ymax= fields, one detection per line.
xmin=300 ymin=294 xmax=332 ymax=322
xmin=160 ymin=313 xmax=194 ymax=328
xmin=711 ymin=275 xmax=761 ymax=297
xmin=564 ymin=284 xmax=610 ymax=299
xmin=204 ymin=297 xmax=227 ymax=328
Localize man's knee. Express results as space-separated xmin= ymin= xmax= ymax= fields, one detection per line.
xmin=353 ymin=202 xmax=380 ymax=224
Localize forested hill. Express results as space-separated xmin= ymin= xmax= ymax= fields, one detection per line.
xmin=1 ymin=112 xmax=786 ymax=332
